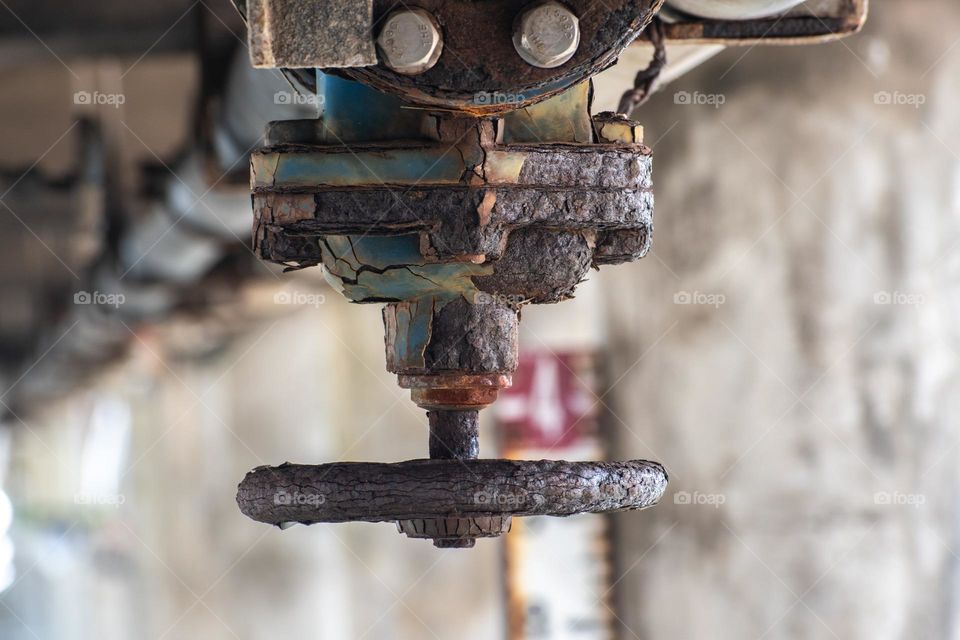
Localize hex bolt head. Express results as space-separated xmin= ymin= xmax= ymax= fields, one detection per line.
xmin=376 ymin=8 xmax=444 ymax=75
xmin=513 ymin=1 xmax=581 ymax=69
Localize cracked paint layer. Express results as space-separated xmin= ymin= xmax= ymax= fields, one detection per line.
xmin=319 ymin=234 xmax=491 ymax=303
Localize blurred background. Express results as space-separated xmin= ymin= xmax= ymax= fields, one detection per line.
xmin=0 ymin=0 xmax=957 ymax=638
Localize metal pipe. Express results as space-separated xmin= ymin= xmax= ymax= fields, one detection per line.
xmin=666 ymin=0 xmax=805 ymax=20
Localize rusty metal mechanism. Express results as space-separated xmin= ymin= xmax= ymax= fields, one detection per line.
xmin=236 ymin=0 xmax=672 ymax=547
xmin=234 ymin=0 xmax=867 ymax=548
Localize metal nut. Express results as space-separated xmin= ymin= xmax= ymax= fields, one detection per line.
xmin=513 ymin=1 xmax=580 ymax=69
xmin=376 ymin=8 xmax=443 ymax=75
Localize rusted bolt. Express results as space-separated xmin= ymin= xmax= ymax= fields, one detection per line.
xmin=376 ymin=8 xmax=444 ymax=75
xmin=512 ymin=1 xmax=580 ymax=69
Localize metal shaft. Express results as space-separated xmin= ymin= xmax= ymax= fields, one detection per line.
xmin=428 ymin=410 xmax=480 ymax=460
xmin=428 ymin=409 xmax=480 ymax=547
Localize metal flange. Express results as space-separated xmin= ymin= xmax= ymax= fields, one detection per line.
xmin=342 ymin=0 xmax=664 ymax=113
xmin=251 ymin=124 xmax=653 ymax=267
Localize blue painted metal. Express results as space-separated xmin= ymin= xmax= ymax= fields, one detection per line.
xmin=385 ymin=299 xmax=435 ymax=371
xmin=319 ymin=234 xmax=491 ymax=303
xmin=252 ymin=147 xmax=469 ymax=188
xmin=318 ymin=73 xmax=429 ymax=143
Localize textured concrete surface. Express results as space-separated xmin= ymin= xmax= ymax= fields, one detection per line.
xmin=599 ymin=2 xmax=960 ymax=638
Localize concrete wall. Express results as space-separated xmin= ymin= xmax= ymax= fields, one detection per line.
xmin=601 ymin=2 xmax=960 ymax=638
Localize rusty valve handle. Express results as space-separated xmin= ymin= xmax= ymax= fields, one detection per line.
xmin=237 ymin=410 xmax=667 ymax=547
xmin=236 ymin=458 xmax=667 ymax=524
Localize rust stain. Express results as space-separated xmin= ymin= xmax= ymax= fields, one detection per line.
xmin=260 ymin=193 xmax=316 ymax=224
xmin=477 ymin=190 xmax=497 ymax=227
xmin=250 ymin=152 xmax=280 ymax=188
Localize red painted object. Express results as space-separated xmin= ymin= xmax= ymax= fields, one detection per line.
xmin=496 ymin=351 xmax=599 ymax=451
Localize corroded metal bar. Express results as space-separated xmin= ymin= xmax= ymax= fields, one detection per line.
xmin=254 ymin=188 xmax=653 ymax=266
xmin=250 ymin=145 xmax=652 ymax=190
xmin=428 ymin=410 xmax=480 ymax=460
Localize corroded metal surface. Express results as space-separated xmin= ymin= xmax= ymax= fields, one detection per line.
xmin=251 ymin=82 xmax=653 ymax=413
xmin=238 ymin=0 xmax=662 ymax=111
xmin=656 ymin=0 xmax=867 ymax=43
xmin=428 ymin=410 xmax=480 ymax=460
xmin=255 ymin=186 xmax=653 ymax=264
xmin=250 ymin=144 xmax=651 ymax=190
xmin=383 ymin=295 xmax=517 ymax=409
xmin=247 ymin=0 xmax=376 ymax=69
xmin=252 ymin=123 xmax=653 ymax=267
xmin=318 ymin=235 xmax=489 ymax=303
xmin=401 ymin=375 xmax=513 ymax=411
xmin=240 ymin=76 xmax=666 ymax=543
xmin=236 ymin=459 xmax=668 ymax=525
xmin=397 ymin=516 xmax=512 ymax=547
xmin=340 ymin=0 xmax=664 ymax=113
xmin=419 ymin=409 xmax=487 ymax=546
xmin=384 ymin=299 xmax=518 ymax=374
xmin=500 ymin=81 xmax=594 ymax=144
xmin=594 ymin=111 xmax=645 ymax=144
